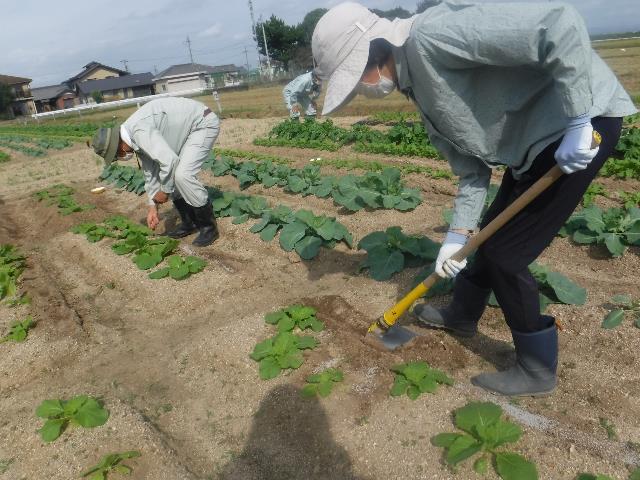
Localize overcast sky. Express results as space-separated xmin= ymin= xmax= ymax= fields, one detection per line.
xmin=2 ymin=0 xmax=639 ymax=87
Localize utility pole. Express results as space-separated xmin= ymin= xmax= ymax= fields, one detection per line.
xmin=243 ymin=47 xmax=250 ymax=71
xmin=120 ymin=59 xmax=129 ymax=72
xmin=248 ymin=0 xmax=261 ymax=68
xmin=153 ymin=65 xmax=158 ymax=75
xmin=261 ymin=23 xmax=272 ymax=79
xmin=185 ymin=36 xmax=194 ymax=64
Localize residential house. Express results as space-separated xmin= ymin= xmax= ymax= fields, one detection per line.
xmin=32 ymin=84 xmax=78 ymax=113
xmin=65 ymin=61 xmax=128 ymax=93
xmin=153 ymin=63 xmax=243 ymax=93
xmin=78 ymin=72 xmax=155 ymax=103
xmin=0 ymin=74 xmax=36 ymax=117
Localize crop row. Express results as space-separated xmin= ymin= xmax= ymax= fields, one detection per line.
xmin=210 ymin=188 xmax=353 ymax=260
xmin=601 ymin=126 xmax=640 ymax=180
xmin=254 ymin=118 xmax=442 ymax=158
xmin=72 ymin=216 xmax=207 ymax=280
xmin=34 ymin=184 xmax=95 ymax=215
xmin=0 ymin=122 xmax=103 ymax=138
xmin=0 ymin=134 xmax=73 ymax=150
xmin=204 ymin=155 xmax=423 ymax=212
xmin=0 ymin=140 xmax=46 ymax=157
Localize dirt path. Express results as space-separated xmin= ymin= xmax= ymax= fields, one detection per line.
xmin=0 ymin=121 xmax=639 ymax=480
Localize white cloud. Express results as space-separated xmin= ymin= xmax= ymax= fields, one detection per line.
xmin=199 ymin=23 xmax=223 ymax=38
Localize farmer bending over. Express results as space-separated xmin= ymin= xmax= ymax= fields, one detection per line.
xmin=283 ymin=70 xmax=322 ymax=120
xmin=92 ymin=97 xmax=220 ymax=247
xmin=312 ymin=2 xmax=636 ymax=396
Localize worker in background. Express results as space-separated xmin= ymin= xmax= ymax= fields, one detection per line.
xmin=91 ymin=97 xmax=220 ymax=247
xmin=312 ymin=2 xmax=637 ymax=396
xmin=283 ymin=70 xmax=322 ymax=120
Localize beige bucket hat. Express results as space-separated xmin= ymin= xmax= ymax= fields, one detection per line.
xmin=312 ymin=2 xmax=415 ymax=115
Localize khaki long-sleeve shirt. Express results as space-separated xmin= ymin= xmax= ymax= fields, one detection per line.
xmin=394 ymin=1 xmax=637 ymax=229
xmin=121 ymin=97 xmax=210 ymax=204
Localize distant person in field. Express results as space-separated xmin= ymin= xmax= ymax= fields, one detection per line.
xmin=312 ymin=2 xmax=637 ymax=396
xmin=283 ymin=70 xmax=322 ymax=120
xmin=92 ymin=97 xmax=220 ymax=247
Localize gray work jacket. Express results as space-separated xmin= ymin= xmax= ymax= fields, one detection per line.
xmin=394 ymin=1 xmax=637 ymax=229
xmin=283 ymin=72 xmax=321 ymax=109
xmin=122 ymin=97 xmax=210 ymax=204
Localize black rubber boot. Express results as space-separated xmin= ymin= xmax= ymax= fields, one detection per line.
xmin=413 ymin=275 xmax=490 ymax=337
xmin=471 ymin=317 xmax=558 ymax=397
xmin=166 ymin=198 xmax=197 ymax=239
xmin=191 ymin=200 xmax=219 ymax=247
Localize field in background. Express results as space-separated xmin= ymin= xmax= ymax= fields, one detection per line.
xmin=593 ymin=38 xmax=640 ymax=101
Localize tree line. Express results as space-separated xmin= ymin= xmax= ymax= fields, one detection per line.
xmin=255 ymin=0 xmax=441 ymax=71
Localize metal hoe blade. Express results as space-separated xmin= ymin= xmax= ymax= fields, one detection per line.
xmin=371 ymin=324 xmax=417 ymax=350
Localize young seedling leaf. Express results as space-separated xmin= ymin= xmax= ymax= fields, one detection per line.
xmin=494 ymin=452 xmax=538 ymax=480
xmin=390 ymin=361 xmax=453 ymax=399
xmin=602 ymin=309 xmax=625 ymax=329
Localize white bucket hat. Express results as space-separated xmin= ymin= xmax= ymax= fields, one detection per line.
xmin=312 ymin=2 xmax=415 ymax=115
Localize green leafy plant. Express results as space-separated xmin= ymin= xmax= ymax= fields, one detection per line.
xmin=0 ymin=122 xmax=102 ymax=138
xmin=432 ymin=401 xmax=538 ymax=479
xmin=314 ymin=156 xmax=453 ymax=180
xmin=281 ymin=209 xmax=353 ymax=259
xmin=249 ymin=205 xmax=296 ymax=241
xmin=148 ymin=255 xmax=207 ymax=280
xmin=0 ymin=316 xmax=35 ymax=343
xmin=577 ymin=470 xmax=640 ymax=480
xmin=71 ymin=216 xmax=201 ymax=279
xmin=618 ymin=190 xmax=640 ymax=209
xmin=250 ymin=331 xmax=319 ymax=380
xmin=131 ymin=237 xmax=179 ymax=270
xmin=489 ymin=262 xmax=586 ymax=313
xmin=81 ymin=451 xmax=141 ymax=480
xmin=331 ymin=168 xmax=422 ymax=212
xmin=206 ymin=155 xmax=423 ymax=212
xmin=265 ymin=305 xmax=324 ymax=332
xmin=353 ymin=121 xmax=441 ymax=158
xmin=356 ymin=111 xmax=420 ymax=126
xmin=302 ymin=368 xmax=344 ymax=398
xmin=600 ymin=127 xmax=640 ymax=180
xmin=390 ymin=361 xmax=453 ymax=399
xmin=560 ymin=205 xmax=640 ymax=257
xmin=35 ymin=395 xmax=109 ymax=442
xmin=582 ymin=183 xmax=608 ymax=207
xmin=254 ymin=118 xmax=353 ymax=151
xmin=209 ymin=190 xmax=354 ymax=260
xmin=599 ymin=417 xmax=618 ymax=440
xmin=34 ymin=184 xmax=95 ymax=215
xmin=358 ymin=227 xmax=440 ymax=281
xmin=0 ymin=150 xmax=9 ymax=162
xmin=0 ymin=139 xmax=46 ymax=157
xmin=0 ymin=244 xmax=26 ymax=303
xmin=601 ymin=294 xmax=640 ymax=329
xmin=100 ymin=164 xmax=146 ymax=195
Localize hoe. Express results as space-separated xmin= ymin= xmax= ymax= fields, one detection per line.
xmin=368 ymin=131 xmax=602 ymax=350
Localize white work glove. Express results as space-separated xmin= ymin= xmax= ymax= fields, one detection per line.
xmin=435 ymin=231 xmax=468 ymax=279
xmin=554 ymin=114 xmax=600 ymax=174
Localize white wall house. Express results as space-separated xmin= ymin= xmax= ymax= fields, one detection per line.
xmin=153 ymin=63 xmax=243 ymax=93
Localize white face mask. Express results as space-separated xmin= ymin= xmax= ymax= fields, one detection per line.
xmin=357 ymin=67 xmax=395 ymax=99
xmin=118 ymin=151 xmax=134 ymax=161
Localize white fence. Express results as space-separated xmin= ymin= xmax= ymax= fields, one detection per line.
xmin=31 ymin=87 xmax=209 ymax=120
